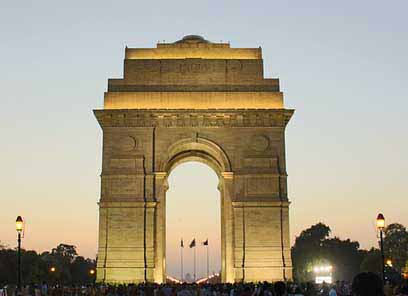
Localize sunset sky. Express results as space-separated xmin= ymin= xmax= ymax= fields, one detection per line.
xmin=1 ymin=0 xmax=407 ymax=279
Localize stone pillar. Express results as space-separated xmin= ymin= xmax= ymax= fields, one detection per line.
xmin=220 ymin=172 xmax=235 ymax=283
xmin=153 ymin=172 xmax=168 ymax=283
xmin=96 ymin=200 xmax=156 ymax=283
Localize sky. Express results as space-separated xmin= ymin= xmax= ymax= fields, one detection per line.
xmin=166 ymin=162 xmax=220 ymax=279
xmin=1 ymin=0 xmax=408 ymax=278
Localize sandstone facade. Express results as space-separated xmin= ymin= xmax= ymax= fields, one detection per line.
xmin=94 ymin=35 xmax=294 ymax=283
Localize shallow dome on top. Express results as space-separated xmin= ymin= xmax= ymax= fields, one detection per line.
xmin=175 ymin=35 xmax=210 ymax=43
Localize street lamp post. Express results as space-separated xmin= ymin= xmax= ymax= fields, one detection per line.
xmin=50 ymin=266 xmax=56 ymax=286
xmin=376 ymin=213 xmax=386 ymax=284
xmin=89 ymin=269 xmax=95 ymax=284
xmin=16 ymin=216 xmax=24 ymax=293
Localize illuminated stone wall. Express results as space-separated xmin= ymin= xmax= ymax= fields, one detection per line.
xmin=94 ymin=35 xmax=294 ymax=283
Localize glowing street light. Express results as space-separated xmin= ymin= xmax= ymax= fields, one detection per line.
xmin=377 ymin=213 xmax=386 ymax=284
xmin=16 ymin=216 xmax=24 ymax=292
xmin=386 ymin=259 xmax=393 ymax=267
xmin=50 ymin=267 xmax=56 ymax=272
xmin=376 ymin=214 xmax=385 ymax=230
xmin=89 ymin=269 xmax=95 ymax=275
xmin=16 ymin=216 xmax=23 ymax=233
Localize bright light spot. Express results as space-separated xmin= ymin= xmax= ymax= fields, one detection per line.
xmin=316 ymin=276 xmax=333 ymax=284
xmin=313 ymin=265 xmax=333 ymax=284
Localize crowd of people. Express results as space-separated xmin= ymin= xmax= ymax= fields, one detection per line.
xmin=1 ymin=272 xmax=408 ymax=296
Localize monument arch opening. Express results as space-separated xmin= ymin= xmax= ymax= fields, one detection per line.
xmin=165 ymin=161 xmax=221 ymax=282
xmin=158 ymin=136 xmax=234 ymax=283
xmin=95 ymin=35 xmax=294 ymax=283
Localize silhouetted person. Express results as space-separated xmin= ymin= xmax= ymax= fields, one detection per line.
xmin=396 ymin=283 xmax=408 ymax=296
xmin=274 ymin=281 xmax=286 ymax=296
xmin=351 ymin=272 xmax=384 ymax=296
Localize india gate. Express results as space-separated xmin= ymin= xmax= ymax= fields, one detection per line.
xmin=94 ymin=35 xmax=294 ymax=283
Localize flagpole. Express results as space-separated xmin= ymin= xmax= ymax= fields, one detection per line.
xmin=206 ymin=244 xmax=209 ymax=279
xmin=194 ymin=245 xmax=197 ymax=282
xmin=180 ymin=241 xmax=184 ymax=282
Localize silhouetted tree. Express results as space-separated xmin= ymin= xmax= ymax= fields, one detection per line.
xmin=0 ymin=243 xmax=95 ymax=286
xmin=292 ymin=223 xmax=365 ymax=282
xmin=0 ymin=248 xmax=17 ymax=286
xmin=322 ymin=237 xmax=364 ymax=281
xmin=383 ymin=223 xmax=408 ymax=273
xmin=291 ymin=223 xmax=331 ymax=281
xmin=70 ymin=256 xmax=95 ymax=284
xmin=360 ymin=248 xmax=382 ymax=274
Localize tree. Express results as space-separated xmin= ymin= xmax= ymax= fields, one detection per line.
xmin=70 ymin=256 xmax=96 ymax=284
xmin=49 ymin=244 xmax=78 ymax=284
xmin=322 ymin=237 xmax=364 ymax=281
xmin=292 ymin=223 xmax=366 ymax=282
xmin=360 ymin=248 xmax=382 ymax=274
xmin=51 ymin=244 xmax=78 ymax=261
xmin=291 ymin=223 xmax=331 ymax=282
xmin=0 ymin=243 xmax=94 ymax=286
xmin=383 ymin=223 xmax=408 ymax=273
xmin=0 ymin=248 xmax=18 ymax=286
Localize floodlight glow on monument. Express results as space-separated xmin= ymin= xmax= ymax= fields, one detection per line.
xmin=94 ymin=35 xmax=295 ymax=283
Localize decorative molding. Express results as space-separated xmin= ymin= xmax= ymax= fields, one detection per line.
xmin=94 ymin=109 xmax=294 ymax=128
xmin=108 ymin=84 xmax=280 ymax=92
xmin=154 ymin=172 xmax=167 ymax=178
xmin=116 ymin=136 xmax=138 ymax=151
xmin=250 ymin=135 xmax=270 ymax=152
xmin=99 ymin=201 xmax=157 ymax=208
xmin=232 ymin=201 xmax=290 ymax=207
xmin=221 ymin=172 xmax=234 ymax=179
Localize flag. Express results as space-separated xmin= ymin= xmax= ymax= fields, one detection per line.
xmin=203 ymin=239 xmax=208 ymax=246
xmin=180 ymin=239 xmax=184 ymax=248
xmin=189 ymin=238 xmax=196 ymax=248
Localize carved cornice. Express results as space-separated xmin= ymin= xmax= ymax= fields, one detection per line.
xmin=232 ymin=200 xmax=290 ymax=207
xmin=99 ymin=201 xmax=157 ymax=208
xmin=94 ymin=109 xmax=294 ymax=128
xmin=107 ymin=84 xmax=280 ymax=92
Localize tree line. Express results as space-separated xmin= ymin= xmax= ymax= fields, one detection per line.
xmin=0 ymin=243 xmax=95 ymax=286
xmin=1 ymin=222 xmax=407 ymax=285
xmin=291 ymin=222 xmax=408 ymax=283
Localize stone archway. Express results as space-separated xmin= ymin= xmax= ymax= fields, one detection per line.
xmin=94 ymin=35 xmax=294 ymax=283
xmin=154 ymin=137 xmax=234 ymax=283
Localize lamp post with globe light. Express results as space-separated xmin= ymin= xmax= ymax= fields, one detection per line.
xmin=49 ymin=266 xmax=57 ymax=286
xmin=16 ymin=216 xmax=24 ymax=292
xmin=376 ymin=213 xmax=386 ymax=283
xmin=89 ymin=269 xmax=96 ymax=283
